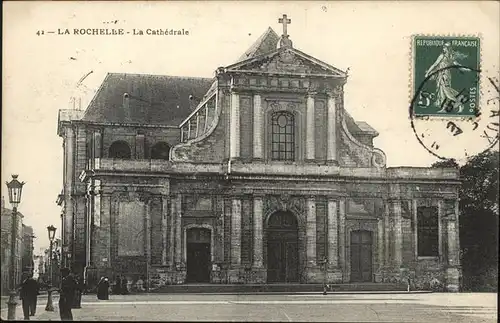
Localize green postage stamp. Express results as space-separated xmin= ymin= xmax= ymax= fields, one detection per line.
xmin=412 ymin=36 xmax=481 ymax=117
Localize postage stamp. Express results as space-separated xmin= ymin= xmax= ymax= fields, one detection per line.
xmin=412 ymin=35 xmax=481 ymax=117
xmin=409 ymin=34 xmax=499 ymax=161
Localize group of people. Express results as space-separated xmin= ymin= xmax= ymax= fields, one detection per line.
xmin=17 ymin=270 xmax=139 ymax=320
xmin=17 ymin=268 xmax=83 ymax=321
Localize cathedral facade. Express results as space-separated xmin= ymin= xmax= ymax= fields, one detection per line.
xmin=57 ymin=19 xmax=461 ymax=291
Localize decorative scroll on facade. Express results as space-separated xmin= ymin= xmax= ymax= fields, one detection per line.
xmin=180 ymin=95 xmax=217 ymax=143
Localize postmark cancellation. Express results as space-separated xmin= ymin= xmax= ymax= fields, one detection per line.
xmin=409 ymin=35 xmax=499 ymax=161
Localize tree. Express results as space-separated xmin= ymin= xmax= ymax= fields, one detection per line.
xmin=458 ymin=151 xmax=499 ymax=291
xmin=433 ymin=151 xmax=499 ymax=291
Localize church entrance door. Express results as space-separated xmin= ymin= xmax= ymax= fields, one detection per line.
xmin=266 ymin=211 xmax=299 ymax=283
xmin=350 ymin=230 xmax=373 ymax=282
xmin=186 ymin=228 xmax=211 ymax=283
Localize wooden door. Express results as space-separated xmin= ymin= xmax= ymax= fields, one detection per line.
xmin=350 ymin=230 xmax=373 ymax=282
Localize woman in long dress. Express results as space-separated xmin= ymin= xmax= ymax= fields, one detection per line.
xmin=424 ymin=42 xmax=469 ymax=113
xmin=97 ymin=277 xmax=110 ymax=300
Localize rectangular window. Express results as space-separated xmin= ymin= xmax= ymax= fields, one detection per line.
xmin=417 ymin=206 xmax=439 ymax=257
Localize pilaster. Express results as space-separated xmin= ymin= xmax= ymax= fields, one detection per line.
xmin=338 ymin=198 xmax=346 ymax=279
xmin=376 ymin=216 xmax=384 ymax=282
xmin=445 ymin=199 xmax=460 ymax=292
xmin=231 ymin=198 xmax=242 ymax=266
xmin=64 ymin=126 xmax=75 ymax=265
xmin=93 ymin=130 xmax=102 ymax=158
xmin=230 ymin=92 xmax=240 ymax=159
xmin=161 ymin=195 xmax=169 ymax=266
xmin=253 ymin=94 xmax=263 ymax=159
xmin=252 ymin=196 xmax=264 ymax=268
xmin=169 ymin=195 xmax=176 ymax=268
xmin=306 ymin=197 xmax=317 ymax=267
xmin=135 ymin=133 xmax=145 ymax=159
xmin=174 ymin=194 xmax=183 ymax=266
xmin=305 ymin=92 xmax=315 ymax=160
xmin=327 ymin=199 xmax=338 ymax=269
xmin=326 ymin=92 xmax=338 ymax=163
xmin=391 ymin=199 xmax=403 ymax=269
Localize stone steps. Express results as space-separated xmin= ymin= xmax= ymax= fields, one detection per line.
xmin=151 ymin=282 xmax=408 ymax=294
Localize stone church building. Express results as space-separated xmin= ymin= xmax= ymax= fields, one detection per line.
xmin=57 ymin=16 xmax=461 ymax=291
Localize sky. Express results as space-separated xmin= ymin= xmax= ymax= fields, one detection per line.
xmin=2 ymin=1 xmax=499 ymax=252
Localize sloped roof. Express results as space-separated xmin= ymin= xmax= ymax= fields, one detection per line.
xmin=82 ymin=73 xmax=213 ymax=126
xmin=236 ymin=27 xmax=280 ymax=63
xmin=344 ymin=113 xmax=379 ymax=137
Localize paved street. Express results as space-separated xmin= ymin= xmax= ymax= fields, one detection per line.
xmin=1 ymin=293 xmax=497 ymax=322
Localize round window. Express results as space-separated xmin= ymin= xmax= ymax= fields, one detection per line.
xmin=277 ymin=114 xmax=288 ymax=127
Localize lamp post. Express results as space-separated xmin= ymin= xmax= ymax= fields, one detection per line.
xmin=6 ymin=174 xmax=25 ymax=320
xmin=45 ymin=225 xmax=57 ymax=312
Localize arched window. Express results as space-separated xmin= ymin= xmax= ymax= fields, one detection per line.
xmin=271 ymin=111 xmax=295 ymax=161
xmin=108 ymin=140 xmax=131 ymax=159
xmin=150 ymin=142 xmax=171 ymax=160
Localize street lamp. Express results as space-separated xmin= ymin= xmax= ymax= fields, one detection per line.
xmin=6 ymin=174 xmax=25 ymax=320
xmin=45 ymin=225 xmax=57 ymax=312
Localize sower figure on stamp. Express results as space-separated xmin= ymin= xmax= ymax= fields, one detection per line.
xmin=59 ymin=267 xmax=77 ymax=321
xmin=424 ymin=42 xmax=469 ymax=112
xmin=19 ymin=273 xmax=39 ymax=320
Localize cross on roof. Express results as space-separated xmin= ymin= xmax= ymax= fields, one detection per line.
xmin=278 ymin=14 xmax=291 ymax=36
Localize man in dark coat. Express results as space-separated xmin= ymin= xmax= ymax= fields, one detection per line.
xmin=114 ymin=275 xmax=122 ymax=295
xmin=121 ymin=276 xmax=129 ymax=295
xmin=19 ymin=273 xmax=39 ymax=319
xmin=72 ymin=275 xmax=83 ymax=308
xmin=97 ymin=277 xmax=110 ymax=300
xmin=59 ymin=267 xmax=77 ymax=321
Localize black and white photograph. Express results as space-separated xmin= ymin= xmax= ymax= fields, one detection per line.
xmin=1 ymin=1 xmax=498 ymax=321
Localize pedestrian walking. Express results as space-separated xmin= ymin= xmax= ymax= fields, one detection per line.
xmin=121 ymin=276 xmax=129 ymax=295
xmin=19 ymin=273 xmax=39 ymax=319
xmin=59 ymin=267 xmax=77 ymax=321
xmin=135 ymin=276 xmax=146 ymax=292
xmin=113 ymin=275 xmax=122 ymax=295
xmin=72 ymin=275 xmax=83 ymax=308
xmin=97 ymin=277 xmax=110 ymax=300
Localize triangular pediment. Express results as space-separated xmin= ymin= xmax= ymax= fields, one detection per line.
xmin=225 ymin=47 xmax=346 ymax=78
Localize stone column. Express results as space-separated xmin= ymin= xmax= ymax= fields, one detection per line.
xmin=144 ymin=198 xmax=151 ymax=282
xmin=100 ymin=194 xmax=112 ymax=268
xmin=326 ymin=92 xmax=338 ymax=163
xmin=412 ymin=199 xmax=418 ymax=261
xmin=231 ymin=198 xmax=242 ymax=266
xmin=161 ymin=196 xmax=169 ymax=266
xmin=252 ymin=196 xmax=264 ymax=268
xmin=338 ymin=198 xmax=346 ymax=276
xmin=306 ymin=197 xmax=317 ymax=267
xmin=392 ymin=199 xmax=403 ymax=269
xmin=175 ymin=194 xmax=183 ymax=265
xmin=253 ymin=94 xmax=263 ymax=159
xmin=64 ymin=126 xmax=75 ymax=265
xmin=444 ymin=199 xmax=461 ymax=292
xmin=135 ymin=134 xmax=145 ymax=159
xmin=384 ymin=201 xmax=391 ymax=267
xmin=306 ymin=92 xmax=315 ymax=160
xmin=169 ymin=196 xmax=176 ymax=267
xmin=437 ymin=200 xmax=444 ymax=262
xmin=93 ymin=130 xmax=102 ymax=158
xmin=327 ymin=199 xmax=338 ymax=268
xmin=230 ymin=92 xmax=240 ymax=159
xmin=377 ymin=217 xmax=384 ymax=270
